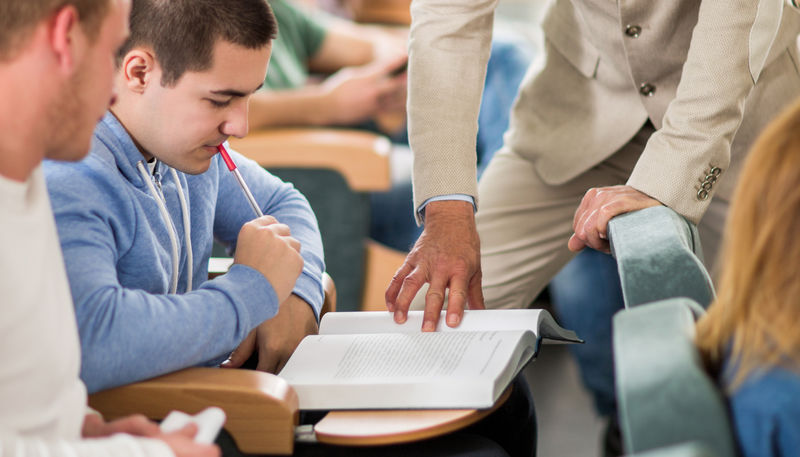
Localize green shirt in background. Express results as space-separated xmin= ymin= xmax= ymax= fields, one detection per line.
xmin=266 ymin=0 xmax=328 ymax=90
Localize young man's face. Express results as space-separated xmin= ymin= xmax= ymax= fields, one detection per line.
xmin=134 ymin=40 xmax=270 ymax=174
xmin=47 ymin=0 xmax=131 ymax=162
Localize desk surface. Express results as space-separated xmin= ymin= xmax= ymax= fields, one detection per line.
xmin=314 ymin=386 xmax=512 ymax=446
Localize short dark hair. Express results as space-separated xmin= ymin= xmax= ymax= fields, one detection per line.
xmin=0 ymin=0 xmax=110 ymax=61
xmin=119 ymin=0 xmax=277 ymax=86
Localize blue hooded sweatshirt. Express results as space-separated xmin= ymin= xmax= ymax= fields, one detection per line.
xmin=43 ymin=112 xmax=325 ymax=393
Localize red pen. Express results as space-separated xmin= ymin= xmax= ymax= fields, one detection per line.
xmin=217 ymin=144 xmax=264 ymax=218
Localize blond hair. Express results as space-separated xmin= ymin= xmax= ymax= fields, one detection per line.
xmin=0 ymin=0 xmax=110 ymax=61
xmin=696 ymin=98 xmax=800 ymax=388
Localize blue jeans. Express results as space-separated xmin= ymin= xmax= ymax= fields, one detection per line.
xmin=548 ymin=248 xmax=624 ymax=417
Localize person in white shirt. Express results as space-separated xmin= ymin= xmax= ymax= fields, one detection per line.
xmin=0 ymin=1 xmax=217 ymax=455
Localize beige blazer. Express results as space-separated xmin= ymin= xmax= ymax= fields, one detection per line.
xmin=408 ymin=0 xmax=800 ymax=223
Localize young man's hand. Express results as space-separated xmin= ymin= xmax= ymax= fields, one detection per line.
xmin=221 ymin=295 xmax=318 ymax=373
xmin=320 ymin=57 xmax=407 ymax=125
xmin=234 ymin=215 xmax=303 ymax=304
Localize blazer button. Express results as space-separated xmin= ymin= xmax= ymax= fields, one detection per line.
xmin=625 ymin=25 xmax=642 ymax=38
xmin=639 ymin=83 xmax=656 ymax=97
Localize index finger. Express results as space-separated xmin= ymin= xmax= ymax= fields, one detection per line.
xmin=253 ymin=215 xmax=278 ymax=226
xmin=386 ymin=262 xmax=414 ymax=312
xmin=392 ymin=267 xmax=428 ymax=324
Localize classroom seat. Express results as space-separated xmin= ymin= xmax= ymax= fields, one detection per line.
xmin=340 ymin=0 xmax=412 ymax=25
xmin=607 ymin=205 xmax=715 ymax=309
xmin=613 ymin=298 xmax=737 ymax=457
xmin=89 ymin=273 xmax=336 ymax=455
xmin=629 ymin=442 xmax=717 ymax=457
xmin=607 ymin=206 xmax=737 ymax=456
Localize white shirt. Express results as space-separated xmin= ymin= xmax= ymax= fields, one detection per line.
xmin=0 ymin=167 xmax=173 ymax=456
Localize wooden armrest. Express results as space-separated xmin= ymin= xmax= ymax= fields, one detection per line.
xmin=229 ymin=128 xmax=391 ymax=192
xmin=88 ymin=367 xmax=299 ymax=455
xmin=346 ymin=0 xmax=411 ymax=25
xmin=361 ymin=240 xmax=406 ymax=311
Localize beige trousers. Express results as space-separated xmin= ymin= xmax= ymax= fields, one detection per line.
xmin=410 ymin=122 xmax=729 ymax=310
xmin=477 ymin=122 xmax=729 ymax=310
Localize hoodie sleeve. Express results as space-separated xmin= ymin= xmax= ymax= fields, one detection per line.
xmin=44 ymin=160 xmax=280 ymax=394
xmin=212 ymin=148 xmax=325 ymax=320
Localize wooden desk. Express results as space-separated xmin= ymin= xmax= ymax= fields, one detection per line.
xmin=314 ymin=387 xmax=512 ymax=446
xmin=90 ymin=370 xmax=511 ymax=454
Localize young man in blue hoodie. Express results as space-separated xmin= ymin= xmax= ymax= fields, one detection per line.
xmin=43 ymin=0 xmax=325 ymax=394
xmin=41 ymin=2 xmax=534 ymax=455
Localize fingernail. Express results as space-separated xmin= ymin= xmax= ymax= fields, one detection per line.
xmin=447 ymin=314 xmax=460 ymax=327
xmin=422 ymin=321 xmax=435 ymax=332
xmin=394 ymin=310 xmax=405 ymax=323
xmin=220 ymin=358 xmax=232 ymax=367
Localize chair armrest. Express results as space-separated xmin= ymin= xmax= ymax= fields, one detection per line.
xmin=229 ymin=128 xmax=392 ymax=192
xmin=613 ymin=298 xmax=736 ymax=456
xmin=629 ymin=442 xmax=718 ymax=457
xmin=88 ymin=367 xmax=299 ymax=455
xmin=346 ymin=0 xmax=411 ymax=25
xmin=361 ymin=240 xmax=406 ymax=311
xmin=607 ymin=206 xmax=715 ymax=308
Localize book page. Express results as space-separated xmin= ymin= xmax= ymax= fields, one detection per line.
xmin=319 ymin=309 xmax=581 ymax=343
xmin=278 ymin=329 xmax=536 ymax=409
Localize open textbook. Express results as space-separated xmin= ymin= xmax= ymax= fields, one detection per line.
xmin=278 ymin=309 xmax=581 ymax=410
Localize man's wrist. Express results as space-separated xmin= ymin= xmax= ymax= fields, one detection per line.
xmin=418 ymin=194 xmax=476 ymax=223
xmin=423 ymin=200 xmax=476 ymax=230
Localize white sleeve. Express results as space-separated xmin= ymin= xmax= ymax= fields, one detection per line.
xmin=0 ymin=432 xmax=176 ymax=457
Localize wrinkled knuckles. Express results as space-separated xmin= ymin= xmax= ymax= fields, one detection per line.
xmin=425 ymin=291 xmax=445 ymax=301
xmin=402 ymin=273 xmax=426 ymax=290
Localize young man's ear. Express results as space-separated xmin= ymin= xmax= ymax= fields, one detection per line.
xmin=121 ymin=50 xmax=157 ymax=94
xmin=48 ymin=5 xmax=83 ymax=74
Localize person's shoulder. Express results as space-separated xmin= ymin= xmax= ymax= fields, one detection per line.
xmin=730 ymin=366 xmax=800 ymax=457
xmin=43 ymin=138 xmax=131 ymax=210
xmin=732 ymin=365 xmax=800 ymax=412
xmin=730 ymin=367 xmax=800 ymax=423
xmin=44 ymin=138 xmax=118 ymax=187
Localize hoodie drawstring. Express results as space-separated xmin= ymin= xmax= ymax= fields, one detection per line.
xmin=136 ymin=161 xmax=194 ymax=293
xmin=170 ymin=168 xmax=193 ymax=291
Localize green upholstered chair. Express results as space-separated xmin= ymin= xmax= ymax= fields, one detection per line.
xmin=613 ymin=298 xmax=737 ymax=457
xmin=607 ymin=206 xmax=736 ymax=456
xmin=607 ymin=205 xmax=715 ymax=309
xmin=629 ymin=442 xmax=718 ymax=457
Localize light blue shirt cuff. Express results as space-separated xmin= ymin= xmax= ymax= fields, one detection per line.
xmin=418 ymin=194 xmax=477 ymax=223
